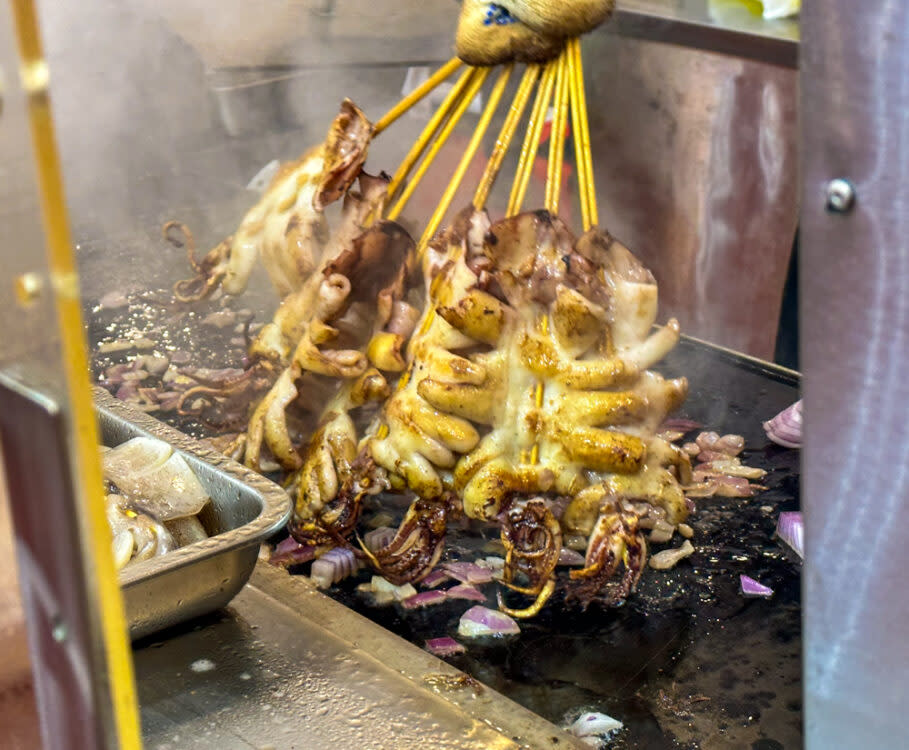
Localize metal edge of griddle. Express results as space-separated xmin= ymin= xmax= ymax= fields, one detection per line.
xmin=93 ymin=387 xmax=292 ymax=638
xmin=249 ymin=563 xmax=588 ymax=750
xmin=678 ymin=333 xmax=802 ymax=385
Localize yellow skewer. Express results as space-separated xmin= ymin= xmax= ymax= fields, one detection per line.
xmin=373 ymin=57 xmax=463 ymax=136
xmin=417 ymin=64 xmax=514 ymax=254
xmin=386 ymin=68 xmax=488 ymax=221
xmin=507 ymin=60 xmax=557 ymax=217
xmin=473 ymin=65 xmax=540 ymax=209
xmin=545 ymin=49 xmax=571 ymax=215
xmin=386 ymin=65 xmax=478 ymax=205
xmin=571 ymin=38 xmax=598 ymax=228
xmin=568 ymin=39 xmax=591 ymax=231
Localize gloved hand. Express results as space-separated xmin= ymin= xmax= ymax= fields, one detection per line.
xmin=456 ymin=0 xmax=614 ymax=66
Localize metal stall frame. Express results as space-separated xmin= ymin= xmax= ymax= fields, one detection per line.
xmin=800 ymin=1 xmax=909 ymax=748
xmin=24 ymin=2 xmax=909 ymax=749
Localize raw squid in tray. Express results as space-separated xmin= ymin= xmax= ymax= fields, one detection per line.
xmin=101 ymin=436 xmax=212 ymax=570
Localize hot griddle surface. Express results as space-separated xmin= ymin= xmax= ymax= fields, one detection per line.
xmin=89 ymin=290 xmax=801 ymax=748
xmin=321 ymin=339 xmax=801 ymax=750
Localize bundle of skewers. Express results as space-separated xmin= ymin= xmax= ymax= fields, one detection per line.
xmin=155 ymin=1 xmax=766 ymax=618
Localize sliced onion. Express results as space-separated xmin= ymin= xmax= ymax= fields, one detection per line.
xmin=696 ymin=458 xmax=766 ymax=480
xmin=682 ymin=442 xmax=700 ymax=457
xmin=740 ymin=574 xmax=774 ymax=598
xmin=420 ymin=569 xmax=452 ymax=588
xmin=311 ymin=547 xmax=360 ymax=589
xmin=476 ymin=556 xmax=505 ymax=573
xmin=270 ymin=537 xmax=318 ymax=567
xmin=442 ymin=561 xmax=494 ymax=585
xmin=369 ymin=576 xmax=417 ymax=601
xmin=363 ymin=526 xmax=395 ymax=552
xmin=446 ymin=584 xmax=487 ymax=602
xmin=775 ymin=511 xmax=804 ymax=559
xmin=425 ymin=637 xmax=466 ymax=657
xmin=557 ymin=547 xmax=586 ymax=566
xmin=716 ymin=434 xmax=745 ymax=456
xmin=457 ymin=606 xmax=520 ymax=638
xmin=763 ymin=400 xmax=802 ymax=449
xmin=695 ymin=431 xmax=721 ymax=452
xmin=402 ymin=589 xmax=448 ymax=609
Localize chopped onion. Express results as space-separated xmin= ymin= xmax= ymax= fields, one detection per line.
xmin=763 ymin=400 xmax=802 ymax=449
xmin=270 ymin=537 xmax=318 ymax=567
xmin=695 ymin=431 xmax=721 ymax=452
xmin=557 ymin=547 xmax=586 ymax=566
xmin=682 ymin=441 xmax=700 ymax=457
xmin=370 ymin=576 xmax=417 ymax=601
xmin=458 ymin=606 xmax=520 ymax=638
xmin=311 ymin=547 xmax=360 ymax=589
xmin=775 ymin=511 xmax=804 ymax=559
xmin=716 ymin=434 xmax=745 ymax=456
xmin=696 ymin=457 xmax=767 ymax=480
xmin=402 ymin=589 xmax=448 ymax=609
xmin=657 ymin=430 xmax=685 ymax=443
xmin=649 ymin=540 xmax=695 ymax=570
xmin=740 ymin=574 xmax=774 ymax=598
xmin=425 ymin=637 xmax=466 ymax=657
xmin=446 ymin=584 xmax=487 ymax=602
xmin=363 ymin=526 xmax=395 ymax=552
xmin=649 ymin=519 xmax=675 ymax=544
xmin=420 ymin=569 xmax=452 ymax=588
xmin=442 ymin=561 xmax=494 ymax=585
xmin=567 ymin=712 xmax=624 ymax=741
xmin=476 ymin=556 xmax=505 ymax=573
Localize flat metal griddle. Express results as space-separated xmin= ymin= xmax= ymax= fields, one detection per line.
xmin=316 ymin=338 xmax=802 ymax=750
xmin=89 ymin=291 xmax=801 ymax=749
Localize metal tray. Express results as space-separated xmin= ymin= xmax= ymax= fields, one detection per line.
xmin=94 ymin=387 xmax=291 ymax=640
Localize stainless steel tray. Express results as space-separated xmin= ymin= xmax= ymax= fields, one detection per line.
xmin=93 ymin=388 xmax=290 ymax=640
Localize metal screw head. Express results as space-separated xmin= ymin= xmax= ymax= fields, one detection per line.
xmin=51 ymin=617 xmax=68 ymax=643
xmin=826 ymin=179 xmax=856 ymax=213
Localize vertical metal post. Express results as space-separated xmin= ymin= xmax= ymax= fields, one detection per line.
xmin=801 ymin=1 xmax=909 ymax=747
xmin=2 ymin=0 xmax=143 ymax=747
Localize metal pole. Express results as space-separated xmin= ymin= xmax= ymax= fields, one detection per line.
xmin=801 ymin=1 xmax=909 ymax=746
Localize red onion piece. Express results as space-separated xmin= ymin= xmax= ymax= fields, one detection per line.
xmin=270 ymin=537 xmax=318 ymax=567
xmin=311 ymin=547 xmax=360 ymax=589
xmin=775 ymin=511 xmax=804 ymax=559
xmin=402 ymin=589 xmax=448 ymax=609
xmin=557 ymin=547 xmax=586 ymax=566
xmin=457 ymin=606 xmax=520 ymax=637
xmin=425 ymin=637 xmax=466 ymax=657
xmin=716 ymin=434 xmax=745 ymax=456
xmin=446 ymin=584 xmax=487 ymax=602
xmin=363 ymin=526 xmax=396 ymax=553
xmin=695 ymin=431 xmax=721 ymax=452
xmin=420 ymin=569 xmax=453 ymax=589
xmin=740 ymin=574 xmax=774 ymax=598
xmin=763 ymin=400 xmax=802 ymax=449
xmin=686 ymin=471 xmax=764 ymax=497
xmin=661 ymin=418 xmax=702 ymax=432
xmin=442 ymin=562 xmax=494 ymax=585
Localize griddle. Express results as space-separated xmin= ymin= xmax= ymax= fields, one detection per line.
xmin=318 ymin=337 xmax=802 ymax=750
xmin=90 ymin=291 xmax=801 ymax=749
